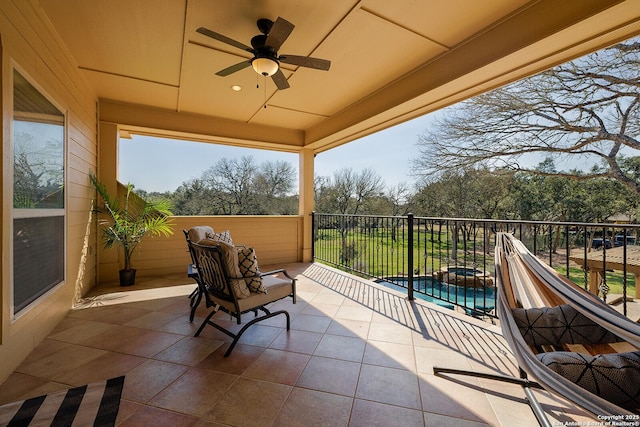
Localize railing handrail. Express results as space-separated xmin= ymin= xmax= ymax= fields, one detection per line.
xmin=315 ymin=212 xmax=640 ymax=230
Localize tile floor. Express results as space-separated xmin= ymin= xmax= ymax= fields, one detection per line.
xmin=0 ymin=263 xmax=599 ymax=426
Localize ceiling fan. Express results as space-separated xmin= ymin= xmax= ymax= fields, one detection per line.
xmin=197 ymin=17 xmax=331 ymax=90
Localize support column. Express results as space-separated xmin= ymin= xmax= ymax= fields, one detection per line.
xmin=97 ymin=122 xmax=120 ymax=282
xmin=299 ymin=148 xmax=315 ymax=262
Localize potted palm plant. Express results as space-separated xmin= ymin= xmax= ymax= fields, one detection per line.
xmin=90 ymin=173 xmax=174 ymax=286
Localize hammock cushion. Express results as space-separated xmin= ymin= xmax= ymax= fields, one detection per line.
xmin=511 ymin=304 xmax=621 ymax=347
xmin=537 ymin=350 xmax=640 ymax=411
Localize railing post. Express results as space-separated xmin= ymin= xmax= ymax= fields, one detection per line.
xmin=311 ymin=211 xmax=315 ymax=261
xmin=407 ymin=213 xmax=414 ymax=301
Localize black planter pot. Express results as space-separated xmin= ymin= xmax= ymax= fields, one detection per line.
xmin=119 ymin=268 xmax=136 ymax=286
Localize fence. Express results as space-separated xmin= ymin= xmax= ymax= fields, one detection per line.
xmin=312 ymin=213 xmax=640 ymax=320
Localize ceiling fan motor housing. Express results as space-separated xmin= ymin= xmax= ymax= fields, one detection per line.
xmin=198 ymin=16 xmax=329 ymax=89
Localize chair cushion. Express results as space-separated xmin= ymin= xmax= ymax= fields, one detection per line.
xmin=188 ymin=226 xmax=214 ymax=243
xmin=206 ymin=230 xmax=233 ymax=245
xmin=237 ymin=247 xmax=265 ymax=293
xmin=236 ymin=275 xmax=294 ymax=312
xmin=538 ymin=350 xmax=640 ymax=410
xmin=198 ymin=239 xmax=250 ymax=298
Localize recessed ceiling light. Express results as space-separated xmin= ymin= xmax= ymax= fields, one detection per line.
xmin=231 ymin=85 xmax=242 ymax=91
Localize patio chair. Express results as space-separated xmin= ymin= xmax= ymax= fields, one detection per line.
xmin=184 ymin=226 xmax=214 ymax=321
xmin=188 ymin=239 xmax=296 ymax=356
xmin=184 ymin=226 xmax=250 ymax=320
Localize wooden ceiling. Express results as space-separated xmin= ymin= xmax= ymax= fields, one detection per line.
xmin=39 ymin=0 xmax=640 ymax=153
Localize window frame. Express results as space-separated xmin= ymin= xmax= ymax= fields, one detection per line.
xmin=9 ymin=65 xmax=67 ymax=320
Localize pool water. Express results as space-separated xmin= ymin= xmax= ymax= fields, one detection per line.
xmin=375 ymin=276 xmax=496 ymax=312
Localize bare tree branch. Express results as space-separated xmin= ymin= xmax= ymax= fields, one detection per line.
xmin=413 ymin=37 xmax=640 ymax=194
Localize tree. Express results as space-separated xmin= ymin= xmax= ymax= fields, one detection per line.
xmin=252 ymin=160 xmax=296 ymax=214
xmin=315 ymin=168 xmax=385 ymax=215
xmin=413 ymin=37 xmax=640 ymax=195
xmin=203 ymin=156 xmax=256 ymax=214
xmin=170 ymin=156 xmax=297 ymax=215
xmin=314 ymin=168 xmax=385 ymax=265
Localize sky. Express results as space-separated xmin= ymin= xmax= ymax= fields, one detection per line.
xmin=118 ymin=114 xmax=435 ymax=193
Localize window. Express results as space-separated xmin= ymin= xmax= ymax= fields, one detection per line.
xmin=12 ymin=69 xmax=65 ymax=314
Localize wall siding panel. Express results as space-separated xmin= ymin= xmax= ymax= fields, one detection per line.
xmin=0 ymin=0 xmax=98 ymax=382
xmin=97 ymin=216 xmax=303 ymax=283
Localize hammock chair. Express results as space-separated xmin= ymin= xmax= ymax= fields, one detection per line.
xmin=434 ymin=233 xmax=640 ymax=426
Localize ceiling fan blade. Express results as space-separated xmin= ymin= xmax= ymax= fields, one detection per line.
xmin=271 ymin=69 xmax=290 ymax=90
xmin=196 ymin=27 xmax=254 ymax=53
xmin=216 ymin=60 xmax=252 ymax=76
xmin=265 ymin=17 xmax=294 ymax=51
xmin=279 ymin=55 xmax=331 ymax=71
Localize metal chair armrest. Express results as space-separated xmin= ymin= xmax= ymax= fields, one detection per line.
xmin=260 ymin=269 xmax=295 ymax=281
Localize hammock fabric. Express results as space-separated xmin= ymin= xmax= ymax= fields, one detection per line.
xmin=495 ymin=233 xmax=640 ymax=416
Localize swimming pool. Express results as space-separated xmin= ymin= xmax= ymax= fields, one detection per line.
xmin=375 ymin=276 xmax=496 ymax=313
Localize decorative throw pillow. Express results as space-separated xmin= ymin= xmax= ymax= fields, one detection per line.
xmin=511 ymin=304 xmax=621 ymax=347
xmin=206 ymin=230 xmax=233 ymax=245
xmin=237 ymin=247 xmax=266 ymax=293
xmin=198 ymin=239 xmax=250 ymax=298
xmin=188 ymin=226 xmax=214 ymax=243
xmin=538 ymin=350 xmax=640 ymax=410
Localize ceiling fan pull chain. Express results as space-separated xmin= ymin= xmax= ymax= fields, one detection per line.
xmin=264 ymin=75 xmax=267 ymax=108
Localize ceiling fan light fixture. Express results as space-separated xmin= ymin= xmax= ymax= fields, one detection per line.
xmin=251 ymin=57 xmax=279 ymax=76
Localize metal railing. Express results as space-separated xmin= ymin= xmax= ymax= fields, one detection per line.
xmin=312 ymin=213 xmax=640 ymax=320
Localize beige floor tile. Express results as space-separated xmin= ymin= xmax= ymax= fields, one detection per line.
xmin=269 ymin=329 xmax=323 ymax=354
xmin=233 ymin=323 xmax=284 ymax=348
xmin=149 ymin=368 xmax=238 ymax=418
xmin=334 ymin=305 xmax=373 ymax=322
xmin=301 ymin=301 xmax=340 ymax=317
xmin=290 ymin=313 xmax=332 ymax=333
xmin=124 ymin=294 xmax=193 ymax=314
xmin=418 ymin=372 xmax=499 ymax=425
xmin=47 ymin=319 xmax=117 ymax=344
xmin=356 ymin=364 xmax=422 ymax=410
xmin=15 ymin=341 xmax=108 ymax=380
xmin=273 ymin=387 xmax=352 ymax=427
xmin=122 ymin=359 xmax=190 ymax=403
xmin=367 ymin=322 xmax=414 ymax=345
xmin=205 ymin=377 xmax=291 ymax=426
xmin=310 ymin=292 xmax=346 ymax=305
xmin=423 ymin=412 xmax=492 ymax=426
xmin=295 ymin=355 xmax=360 ymax=396
xmin=271 ymin=298 xmax=309 ymax=314
xmin=350 ymin=399 xmax=424 ymax=427
xmin=415 ymin=346 xmax=474 ymax=374
xmin=76 ymin=324 xmax=184 ymax=357
xmin=115 ymin=399 xmax=144 ymax=425
xmin=326 ymin=319 xmax=370 ymax=338
xmin=153 ymin=336 xmax=223 ymax=366
xmin=0 ymin=373 xmax=67 ymax=405
xmin=242 ymin=348 xmax=310 ymax=385
xmin=363 ymin=341 xmax=416 ymax=371
xmin=67 ymin=304 xmax=152 ymax=325
xmin=313 ymin=333 xmax=366 ymax=362
xmin=123 ymin=310 xmax=184 ymax=331
xmin=117 ymin=404 xmax=203 ymax=427
xmin=51 ymin=351 xmax=146 ymax=386
xmin=195 ymin=344 xmax=265 ymax=375
xmin=48 ymin=316 xmax=102 ymax=336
